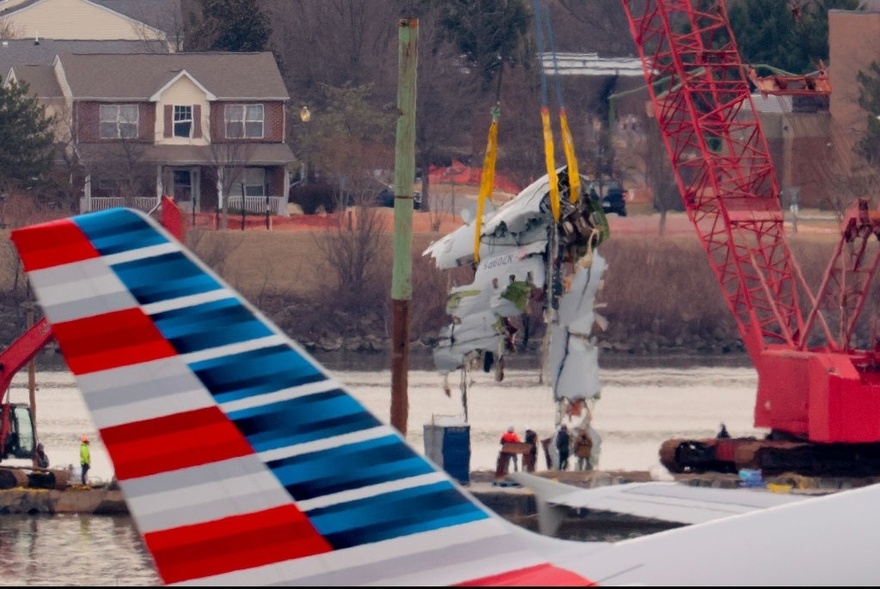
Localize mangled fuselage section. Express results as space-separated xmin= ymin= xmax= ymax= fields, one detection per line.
xmin=430 ymin=240 xmax=547 ymax=381
xmin=423 ymin=168 xmax=609 ymax=433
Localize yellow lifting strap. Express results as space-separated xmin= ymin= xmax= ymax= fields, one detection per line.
xmin=473 ymin=103 xmax=501 ymax=264
xmin=559 ymin=107 xmax=580 ymax=203
xmin=540 ymin=105 xmax=561 ymax=221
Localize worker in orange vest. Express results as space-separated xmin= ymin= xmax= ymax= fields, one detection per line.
xmin=499 ymin=426 xmax=521 ymax=473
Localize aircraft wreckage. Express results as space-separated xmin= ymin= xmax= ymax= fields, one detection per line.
xmin=423 ymin=166 xmax=611 ymax=466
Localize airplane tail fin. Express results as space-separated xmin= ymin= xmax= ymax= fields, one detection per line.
xmin=11 ymin=209 xmax=594 ymax=586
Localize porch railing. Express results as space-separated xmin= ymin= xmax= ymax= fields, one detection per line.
xmin=82 ymin=196 xmax=290 ymax=217
xmin=84 ymin=196 xmax=161 ymax=213
xmin=226 ymin=195 xmax=289 ymax=216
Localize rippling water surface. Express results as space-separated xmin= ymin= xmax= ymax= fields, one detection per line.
xmin=3 ymin=354 xmax=758 ymax=585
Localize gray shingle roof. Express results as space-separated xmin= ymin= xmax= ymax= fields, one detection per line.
xmin=58 ymin=52 xmax=289 ymax=100
xmin=0 ymin=38 xmax=168 ymax=80
xmin=8 ymin=63 xmax=61 ymax=97
xmin=0 ymin=0 xmax=41 ymax=16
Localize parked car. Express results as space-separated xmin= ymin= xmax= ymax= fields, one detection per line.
xmin=589 ymin=180 xmax=628 ymax=217
xmin=370 ymin=181 xmax=422 ymax=211
xmin=290 ymin=179 xmax=423 ymax=212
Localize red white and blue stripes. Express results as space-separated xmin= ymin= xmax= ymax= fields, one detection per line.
xmin=11 ymin=209 xmax=593 ymax=586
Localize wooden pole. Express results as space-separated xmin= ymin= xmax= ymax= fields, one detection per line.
xmin=390 ymin=18 xmax=418 ymax=436
xmin=26 ymin=304 xmax=37 ymax=467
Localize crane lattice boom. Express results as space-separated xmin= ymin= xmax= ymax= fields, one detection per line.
xmin=623 ymin=1 xmax=880 ymax=470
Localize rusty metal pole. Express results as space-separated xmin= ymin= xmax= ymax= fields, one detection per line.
xmin=390 ymin=18 xmax=418 ymax=437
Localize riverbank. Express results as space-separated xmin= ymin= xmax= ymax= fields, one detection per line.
xmin=2 ymin=468 xmax=871 ymax=539
xmin=0 ymin=209 xmax=849 ymax=353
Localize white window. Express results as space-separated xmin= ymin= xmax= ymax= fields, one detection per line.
xmin=174 ymin=105 xmax=192 ymax=138
xmin=231 ymin=168 xmax=266 ymax=197
xmin=100 ymin=104 xmax=138 ymax=139
xmin=225 ymin=104 xmax=264 ymax=139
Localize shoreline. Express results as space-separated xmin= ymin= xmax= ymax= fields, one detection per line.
xmin=2 ymin=469 xmax=870 ymax=525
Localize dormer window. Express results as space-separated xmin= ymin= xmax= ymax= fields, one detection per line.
xmin=174 ymin=105 xmax=193 ymax=138
xmin=100 ymin=104 xmax=138 ymax=139
xmin=225 ymin=104 xmax=264 ymax=139
xmin=164 ymin=104 xmax=201 ymax=139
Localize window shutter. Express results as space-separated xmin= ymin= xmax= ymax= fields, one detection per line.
xmin=164 ymin=105 xmax=172 ymax=138
xmin=193 ymin=105 xmax=202 ymax=138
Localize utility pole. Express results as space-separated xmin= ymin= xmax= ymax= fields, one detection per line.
xmin=26 ymin=303 xmax=37 ymax=467
xmin=390 ymin=18 xmax=418 ymax=436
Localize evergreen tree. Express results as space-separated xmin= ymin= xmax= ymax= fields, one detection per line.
xmin=188 ymin=0 xmax=271 ymax=52
xmin=856 ymin=61 xmax=880 ymax=165
xmin=728 ymin=0 xmax=860 ymax=74
xmin=0 ymin=79 xmax=55 ymax=191
xmin=421 ymin=0 xmax=532 ymax=90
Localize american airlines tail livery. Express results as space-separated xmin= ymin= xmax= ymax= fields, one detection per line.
xmin=11 ymin=208 xmax=880 ymax=586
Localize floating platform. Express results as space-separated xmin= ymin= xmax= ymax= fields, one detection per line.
xmin=0 ymin=482 xmax=128 ymax=515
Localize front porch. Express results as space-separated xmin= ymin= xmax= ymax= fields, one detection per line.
xmin=76 ymin=143 xmax=296 ymax=218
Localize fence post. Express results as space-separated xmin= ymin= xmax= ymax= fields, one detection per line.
xmin=240 ymin=183 xmax=246 ymax=231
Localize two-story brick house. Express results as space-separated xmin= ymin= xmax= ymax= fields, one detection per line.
xmin=9 ymin=51 xmax=295 ymax=215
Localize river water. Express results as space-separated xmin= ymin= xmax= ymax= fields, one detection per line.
xmin=1 ymin=352 xmax=760 ymax=585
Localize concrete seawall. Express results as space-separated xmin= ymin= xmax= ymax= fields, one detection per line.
xmin=0 ymin=470 xmax=659 ymax=518
xmin=2 ymin=468 xmax=870 ymax=542
xmin=0 ymin=484 xmax=128 ymax=515
xmin=0 ymin=471 xmax=681 ymax=541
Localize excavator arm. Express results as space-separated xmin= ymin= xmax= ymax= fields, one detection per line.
xmin=0 ymin=317 xmax=52 ymax=459
xmin=0 ymin=318 xmax=52 ymax=398
xmin=0 ymin=195 xmax=185 ymax=466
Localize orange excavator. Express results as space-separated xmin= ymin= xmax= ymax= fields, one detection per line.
xmin=0 ymin=196 xmax=184 ymax=489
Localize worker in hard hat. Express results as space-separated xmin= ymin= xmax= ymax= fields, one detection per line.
xmin=499 ymin=426 xmax=522 ymax=474
xmin=79 ymin=435 xmax=91 ymax=485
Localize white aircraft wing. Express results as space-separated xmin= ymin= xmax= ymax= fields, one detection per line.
xmin=509 ymin=472 xmax=811 ymax=536
xmin=538 ymin=481 xmax=880 ymax=586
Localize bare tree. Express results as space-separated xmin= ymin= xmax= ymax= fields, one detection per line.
xmin=186 ymin=227 xmax=242 ymax=276
xmin=412 ymin=6 xmax=483 ymax=215
xmin=43 ymin=100 xmax=85 ymax=213
xmin=554 ymin=0 xmax=637 ymax=55
xmin=314 ymin=203 xmax=390 ymax=317
xmin=427 ymin=186 xmax=455 ymax=232
xmin=490 ymin=65 xmax=545 ymax=190
xmin=83 ymin=140 xmax=154 ymax=207
xmin=265 ymin=0 xmax=399 ymax=98
xmin=637 ymin=115 xmax=680 ymax=235
xmin=815 ymin=122 xmax=880 ymax=218
xmin=209 ymin=141 xmax=256 ymax=229
xmin=131 ymin=17 xmax=185 ymax=52
xmin=0 ymin=19 xmax=22 ymax=40
xmin=293 ymin=82 xmax=396 ymax=211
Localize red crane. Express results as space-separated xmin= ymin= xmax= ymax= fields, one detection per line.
xmin=622 ymin=0 xmax=880 ymax=475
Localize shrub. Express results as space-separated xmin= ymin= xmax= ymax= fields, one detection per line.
xmin=289 ymin=183 xmax=339 ymax=214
